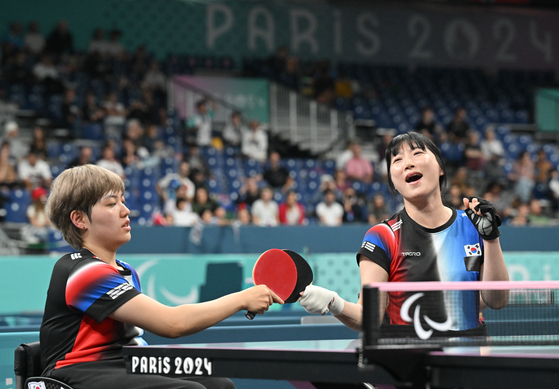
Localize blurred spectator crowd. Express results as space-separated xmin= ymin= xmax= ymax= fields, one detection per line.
xmin=1 ymin=20 xmax=559 ymax=250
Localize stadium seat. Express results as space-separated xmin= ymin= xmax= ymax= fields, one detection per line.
xmin=51 ymin=164 xmax=65 ymax=178
xmin=321 ymin=159 xmax=336 ymax=175
xmin=4 ymin=189 xmax=31 ymax=223
xmin=160 ymin=157 xmax=178 ymax=176
xmin=207 ymin=178 xmax=224 ymax=194
xmin=26 ymin=92 xmax=45 ymax=112
xmin=81 ymin=123 xmax=104 ymax=141
xmin=47 ymin=230 xmax=73 ymax=253
xmin=243 ymin=158 xmax=261 ymax=176
xmin=58 ymin=144 xmax=79 ymax=165
xmin=47 ymin=142 xmax=62 ymax=158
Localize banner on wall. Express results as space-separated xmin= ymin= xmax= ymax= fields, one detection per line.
xmin=199 ymin=1 xmax=558 ymax=70
xmin=3 ymin=1 xmax=557 ymax=71
xmin=173 ymin=75 xmax=270 ymax=123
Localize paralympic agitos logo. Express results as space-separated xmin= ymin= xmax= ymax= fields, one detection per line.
xmin=400 ymin=292 xmax=453 ymax=340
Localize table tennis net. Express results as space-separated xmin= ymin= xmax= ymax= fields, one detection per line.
xmin=361 ymin=281 xmax=559 ymax=348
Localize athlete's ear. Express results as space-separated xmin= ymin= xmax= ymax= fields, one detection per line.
xmin=70 ymin=210 xmax=88 ymax=230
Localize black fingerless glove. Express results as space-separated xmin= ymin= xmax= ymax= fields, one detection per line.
xmin=465 ymin=197 xmax=502 ymax=240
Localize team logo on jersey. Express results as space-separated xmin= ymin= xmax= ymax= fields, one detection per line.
xmin=70 ymin=253 xmax=82 ymax=260
xmin=400 ymin=292 xmax=453 ymax=340
xmin=402 ymin=251 xmax=421 ymax=257
xmin=27 ymin=382 xmax=46 ymax=389
xmin=464 ymin=243 xmax=482 ymax=256
xmin=361 ymin=241 xmax=376 ymax=253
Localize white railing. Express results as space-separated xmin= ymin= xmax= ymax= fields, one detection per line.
xmin=170 ymin=78 xmax=354 ymax=156
xmin=169 ymin=79 xmax=236 ymax=128
xmin=0 ymin=227 xmax=20 ymax=255
xmin=269 ymin=82 xmax=353 ymax=155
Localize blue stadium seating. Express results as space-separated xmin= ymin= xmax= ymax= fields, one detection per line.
xmin=81 ymin=123 xmax=104 ymax=141
xmin=4 ymin=189 xmax=31 ymax=223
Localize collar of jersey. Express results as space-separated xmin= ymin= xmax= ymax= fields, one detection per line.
xmin=401 ymin=207 xmax=457 ymax=234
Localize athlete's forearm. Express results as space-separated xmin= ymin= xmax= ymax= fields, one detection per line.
xmin=334 ymin=301 xmax=363 ymax=331
xmin=482 ymin=238 xmax=509 ymax=280
xmin=334 ymin=291 xmax=387 ymax=331
xmin=480 ymin=238 xmax=509 ymax=309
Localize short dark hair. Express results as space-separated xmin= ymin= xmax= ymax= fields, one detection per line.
xmin=385 ymin=131 xmax=447 ymax=194
xmin=47 ymin=165 xmax=125 ymax=249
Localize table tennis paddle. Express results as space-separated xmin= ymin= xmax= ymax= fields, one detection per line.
xmin=246 ymin=248 xmax=313 ymax=320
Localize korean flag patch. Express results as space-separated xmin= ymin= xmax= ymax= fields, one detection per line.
xmin=27 ymin=382 xmax=46 ymax=389
xmin=464 ymin=243 xmax=482 ymax=256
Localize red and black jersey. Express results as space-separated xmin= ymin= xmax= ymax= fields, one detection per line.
xmin=40 ymin=248 xmax=142 ymax=374
xmin=357 ymin=208 xmax=484 ymax=331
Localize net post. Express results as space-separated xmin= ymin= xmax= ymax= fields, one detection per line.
xmin=361 ymin=284 xmax=380 ymax=347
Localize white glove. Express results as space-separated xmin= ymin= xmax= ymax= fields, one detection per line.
xmin=299 ymin=285 xmax=345 ymax=316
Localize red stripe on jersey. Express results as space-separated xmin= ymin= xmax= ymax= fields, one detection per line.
xmin=376 ymin=223 xmax=398 ymax=260
xmin=384 ymin=218 xmax=405 ymax=283
xmin=384 ymin=218 xmax=407 ymax=324
xmin=55 ymin=315 xmax=122 ymax=368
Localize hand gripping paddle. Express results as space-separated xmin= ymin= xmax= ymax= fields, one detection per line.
xmin=246 ymin=249 xmax=313 ymax=320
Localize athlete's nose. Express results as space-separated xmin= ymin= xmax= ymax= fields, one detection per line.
xmin=403 ymin=155 xmax=415 ymax=170
xmin=121 ymin=202 xmax=130 ymax=217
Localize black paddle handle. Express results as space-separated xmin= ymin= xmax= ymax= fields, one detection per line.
xmin=245 ymin=311 xmax=256 ymax=320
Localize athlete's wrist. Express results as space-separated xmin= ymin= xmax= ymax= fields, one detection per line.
xmin=328 ymin=294 xmax=345 ymax=316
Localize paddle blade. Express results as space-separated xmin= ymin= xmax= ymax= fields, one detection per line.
xmin=283 ymin=250 xmax=313 ymax=303
xmin=252 ymin=248 xmax=298 ymax=301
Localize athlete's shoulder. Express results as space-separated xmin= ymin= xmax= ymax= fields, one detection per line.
xmin=363 ymin=214 xmax=401 ymax=245
xmin=365 ymin=209 xmax=402 ymax=235
xmin=115 ymin=258 xmax=133 ymax=270
xmin=58 ymin=249 xmax=96 ymax=262
xmin=455 ymin=209 xmax=475 ymax=227
xmin=56 ymin=249 xmax=119 ymax=278
xmin=53 ymin=249 xmax=96 ymax=270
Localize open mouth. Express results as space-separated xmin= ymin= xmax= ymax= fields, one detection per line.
xmin=406 ymin=173 xmax=423 ymax=183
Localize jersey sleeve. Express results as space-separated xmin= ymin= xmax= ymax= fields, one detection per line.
xmin=356 ymin=222 xmax=396 ymax=274
xmin=66 ymin=260 xmax=140 ymax=323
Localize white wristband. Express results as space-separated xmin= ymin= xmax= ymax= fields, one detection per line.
xmin=328 ymin=293 xmax=345 ymax=316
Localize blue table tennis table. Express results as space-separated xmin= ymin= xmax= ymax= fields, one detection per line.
xmin=123 ymin=338 xmax=559 ymax=388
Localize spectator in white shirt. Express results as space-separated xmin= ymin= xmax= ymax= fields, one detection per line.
xmin=3 ymin=121 xmax=29 ymax=162
xmin=170 ymin=197 xmax=200 ymax=227
xmin=18 ymin=147 xmax=52 ymax=190
xmin=105 ymin=29 xmax=125 ymax=58
xmin=222 ymin=111 xmax=246 ymax=147
xmin=87 ymin=28 xmax=108 ymax=55
xmin=156 ymin=161 xmax=196 ymax=204
xmin=142 ymin=61 xmax=167 ymax=92
xmin=251 ymin=186 xmax=279 ymax=226
xmin=242 ymin=119 xmax=268 ymax=163
xmin=480 ymin=126 xmax=505 ymax=182
xmin=32 ymin=54 xmax=60 ymax=82
xmin=32 ymin=53 xmax=63 ymax=94
xmin=336 ymin=140 xmax=356 ymax=172
xmin=186 ymin=99 xmax=215 ymax=147
xmin=24 ymin=21 xmax=45 ymax=55
xmin=315 ymin=188 xmax=344 ymax=226
xmin=96 ymin=144 xmax=125 ymax=179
